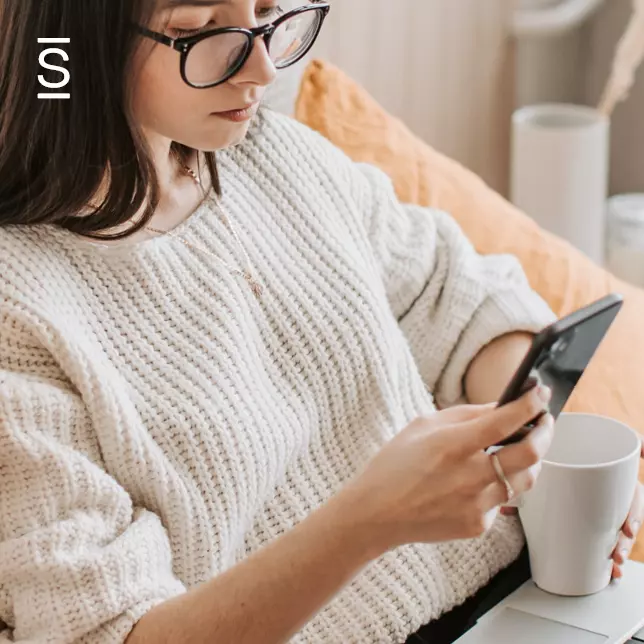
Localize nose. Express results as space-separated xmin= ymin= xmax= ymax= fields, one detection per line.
xmin=230 ymin=33 xmax=277 ymax=88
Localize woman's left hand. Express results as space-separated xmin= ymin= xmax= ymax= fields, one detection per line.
xmin=501 ymin=436 xmax=644 ymax=582
xmin=611 ymin=437 xmax=644 ymax=581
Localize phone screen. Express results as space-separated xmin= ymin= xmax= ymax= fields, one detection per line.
xmin=529 ymin=305 xmax=619 ymax=419
xmin=495 ymin=300 xmax=621 ymax=446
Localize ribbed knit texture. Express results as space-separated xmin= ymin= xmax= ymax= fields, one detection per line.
xmin=0 ymin=111 xmax=555 ymax=643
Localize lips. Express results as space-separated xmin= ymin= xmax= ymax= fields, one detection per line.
xmin=212 ymin=102 xmax=259 ymax=123
xmin=217 ymin=102 xmax=256 ymax=113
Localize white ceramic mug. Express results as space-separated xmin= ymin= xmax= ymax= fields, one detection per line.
xmin=519 ymin=413 xmax=641 ymax=596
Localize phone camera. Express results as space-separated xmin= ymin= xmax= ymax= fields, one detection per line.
xmin=552 ymin=338 xmax=569 ymax=354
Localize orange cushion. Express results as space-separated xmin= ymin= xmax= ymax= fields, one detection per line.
xmin=295 ymin=60 xmax=644 ymax=561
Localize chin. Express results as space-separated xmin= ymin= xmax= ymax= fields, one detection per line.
xmin=199 ymin=121 xmax=252 ymax=152
xmin=227 ymin=125 xmax=252 ymax=147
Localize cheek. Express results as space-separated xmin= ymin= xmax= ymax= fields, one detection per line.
xmin=132 ymin=50 xmax=196 ymax=126
xmin=129 ymin=46 xmax=253 ymax=151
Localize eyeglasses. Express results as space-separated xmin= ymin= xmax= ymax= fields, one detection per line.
xmin=137 ymin=2 xmax=330 ymax=90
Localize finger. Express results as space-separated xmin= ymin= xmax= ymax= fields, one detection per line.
xmin=480 ymin=459 xmax=543 ymax=510
xmin=622 ymin=483 xmax=643 ymax=540
xmin=500 ymin=506 xmax=518 ymax=516
xmin=612 ymin=562 xmax=623 ymax=580
xmin=487 ymin=414 xmax=555 ymax=476
xmin=612 ymin=532 xmax=633 ymax=566
xmin=433 ymin=403 xmax=497 ymax=425
xmin=408 ymin=405 xmax=496 ymax=437
xmin=640 ymin=436 xmax=644 ymax=459
xmin=467 ymin=386 xmax=551 ymax=451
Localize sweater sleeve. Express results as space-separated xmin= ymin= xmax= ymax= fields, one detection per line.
xmin=345 ymin=162 xmax=556 ymax=407
xmin=0 ymin=334 xmax=185 ymax=641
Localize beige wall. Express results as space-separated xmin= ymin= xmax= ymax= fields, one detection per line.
xmin=315 ymin=0 xmax=517 ymax=195
xmin=583 ymin=0 xmax=644 ymax=194
xmin=311 ymin=1 xmax=644 ymax=197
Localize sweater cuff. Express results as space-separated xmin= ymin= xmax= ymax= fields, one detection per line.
xmin=435 ymin=289 xmax=556 ymax=408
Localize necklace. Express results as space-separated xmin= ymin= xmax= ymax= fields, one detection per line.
xmin=146 ymin=153 xmax=264 ymax=299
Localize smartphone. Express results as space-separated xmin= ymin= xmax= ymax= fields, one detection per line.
xmin=494 ymin=293 xmax=624 ymax=447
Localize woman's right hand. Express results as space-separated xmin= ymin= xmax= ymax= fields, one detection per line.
xmin=346 ymin=386 xmax=554 ymax=553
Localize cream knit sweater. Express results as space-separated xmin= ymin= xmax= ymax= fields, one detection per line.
xmin=0 ymin=111 xmax=555 ymax=644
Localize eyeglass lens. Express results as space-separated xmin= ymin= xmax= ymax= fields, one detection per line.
xmin=184 ymin=9 xmax=321 ymax=87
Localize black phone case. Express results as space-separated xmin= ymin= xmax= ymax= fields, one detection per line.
xmin=493 ymin=293 xmax=623 ymax=447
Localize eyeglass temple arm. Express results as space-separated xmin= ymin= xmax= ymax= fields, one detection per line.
xmin=135 ymin=24 xmax=176 ymax=48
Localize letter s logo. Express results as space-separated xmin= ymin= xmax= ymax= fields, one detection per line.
xmin=38 ymin=48 xmax=70 ymax=89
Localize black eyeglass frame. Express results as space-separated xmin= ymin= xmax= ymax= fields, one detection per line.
xmin=137 ymin=2 xmax=330 ymax=89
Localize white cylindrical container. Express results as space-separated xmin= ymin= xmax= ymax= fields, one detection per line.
xmin=511 ymin=103 xmax=610 ymax=265
xmin=606 ymin=194 xmax=644 ymax=288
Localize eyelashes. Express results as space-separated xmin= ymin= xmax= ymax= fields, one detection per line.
xmin=170 ymin=5 xmax=284 ymax=38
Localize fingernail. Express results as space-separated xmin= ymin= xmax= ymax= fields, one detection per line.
xmin=538 ymin=386 xmax=551 ymax=403
xmin=612 ymin=577 xmax=622 ymax=586
xmin=632 ymin=521 xmax=641 ymax=535
xmin=620 ymin=548 xmax=629 ymax=562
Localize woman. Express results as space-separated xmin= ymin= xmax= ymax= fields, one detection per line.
xmin=0 ymin=1 xmax=641 ymax=643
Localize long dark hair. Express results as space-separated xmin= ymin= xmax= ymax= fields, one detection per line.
xmin=0 ymin=0 xmax=220 ymax=239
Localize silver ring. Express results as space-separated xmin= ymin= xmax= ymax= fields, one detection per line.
xmin=490 ymin=452 xmax=515 ymax=503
